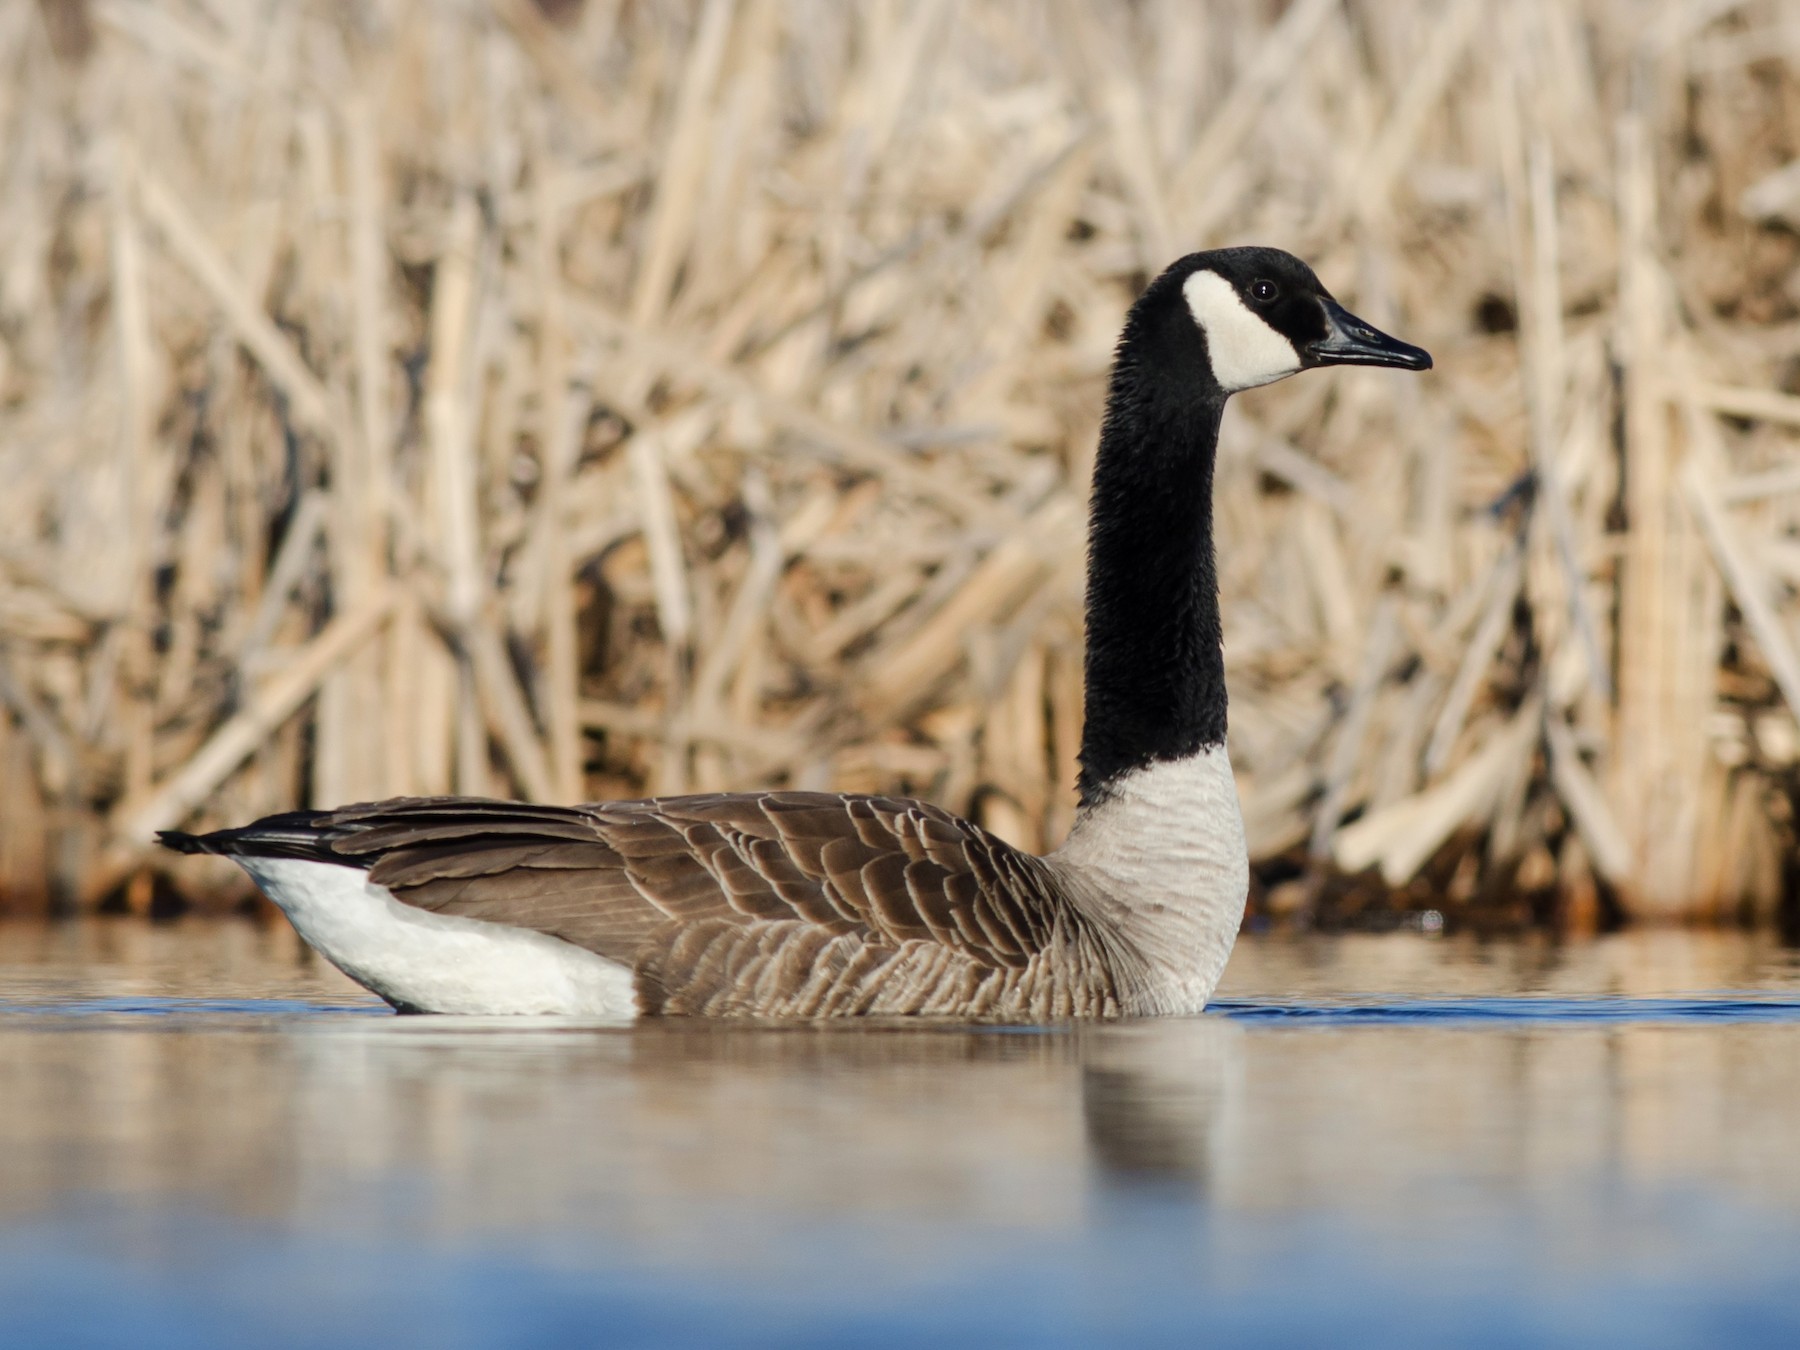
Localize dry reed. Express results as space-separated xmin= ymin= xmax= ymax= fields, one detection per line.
xmin=2 ymin=0 xmax=1800 ymax=926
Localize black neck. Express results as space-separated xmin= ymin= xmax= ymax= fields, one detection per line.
xmin=1076 ymin=312 xmax=1229 ymax=806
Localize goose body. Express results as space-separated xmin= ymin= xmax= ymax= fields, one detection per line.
xmin=161 ymin=248 xmax=1430 ymax=1019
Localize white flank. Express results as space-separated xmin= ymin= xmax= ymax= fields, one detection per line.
xmin=239 ymin=857 xmax=638 ymax=1017
xmin=1048 ymin=747 xmax=1249 ymax=1013
xmin=1182 ymin=270 xmax=1301 ymax=392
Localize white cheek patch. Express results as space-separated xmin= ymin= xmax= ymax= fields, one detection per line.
xmin=1182 ymin=270 xmax=1302 ymax=392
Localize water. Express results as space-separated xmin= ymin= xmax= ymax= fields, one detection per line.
xmin=2 ymin=921 xmax=1799 ymax=1349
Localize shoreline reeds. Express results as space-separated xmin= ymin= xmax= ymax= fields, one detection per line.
xmin=2 ymin=0 xmax=1799 ymax=929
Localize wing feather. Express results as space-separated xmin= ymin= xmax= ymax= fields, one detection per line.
xmin=264 ymin=790 xmax=1083 ymax=1009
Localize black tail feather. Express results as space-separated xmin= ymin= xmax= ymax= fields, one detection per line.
xmin=155 ymin=810 xmax=351 ymax=865
xmin=153 ymin=798 xmax=580 ymax=868
xmin=156 ymin=829 xmax=212 ymax=856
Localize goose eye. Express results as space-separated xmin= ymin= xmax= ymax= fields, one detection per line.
xmin=1250 ymin=279 xmax=1278 ymax=304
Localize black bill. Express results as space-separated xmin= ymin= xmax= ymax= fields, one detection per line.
xmin=1307 ymin=298 xmax=1432 ymax=371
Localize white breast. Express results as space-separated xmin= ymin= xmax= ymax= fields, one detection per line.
xmin=238 ymin=857 xmax=639 ymax=1017
xmin=1048 ymin=747 xmax=1249 ymax=1013
xmin=1182 ymin=270 xmax=1300 ymax=392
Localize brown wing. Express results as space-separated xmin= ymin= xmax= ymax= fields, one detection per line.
xmin=308 ymin=791 xmax=1064 ymax=980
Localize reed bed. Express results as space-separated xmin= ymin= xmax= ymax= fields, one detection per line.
xmin=2 ymin=0 xmax=1799 ymax=925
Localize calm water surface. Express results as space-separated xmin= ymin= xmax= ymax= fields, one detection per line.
xmin=2 ymin=920 xmax=1799 ymax=1349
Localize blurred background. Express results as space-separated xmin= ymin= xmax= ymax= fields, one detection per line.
xmin=3 ymin=0 xmax=1800 ymax=931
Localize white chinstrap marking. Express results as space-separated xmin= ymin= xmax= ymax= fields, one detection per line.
xmin=1182 ymin=270 xmax=1301 ymax=393
xmin=1047 ymin=747 xmax=1248 ymax=1013
xmin=238 ymin=857 xmax=638 ymax=1017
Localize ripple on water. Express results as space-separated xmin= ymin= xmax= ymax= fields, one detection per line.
xmin=4 ymin=992 xmax=1800 ymax=1027
xmin=1210 ymin=994 xmax=1800 ymax=1025
xmin=0 ymin=996 xmax=388 ymax=1019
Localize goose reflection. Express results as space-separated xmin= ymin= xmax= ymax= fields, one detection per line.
xmin=0 ymin=1008 xmax=1243 ymax=1249
xmin=268 ymin=1017 xmax=1244 ymax=1242
xmin=1080 ymin=1022 xmax=1241 ymax=1193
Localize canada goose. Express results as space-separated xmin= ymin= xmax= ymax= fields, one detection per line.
xmin=161 ymin=248 xmax=1430 ymax=1019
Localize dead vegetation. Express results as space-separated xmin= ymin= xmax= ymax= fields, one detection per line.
xmin=3 ymin=0 xmax=1800 ymax=925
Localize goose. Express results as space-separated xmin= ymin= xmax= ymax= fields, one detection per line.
xmin=160 ymin=247 xmax=1430 ymax=1020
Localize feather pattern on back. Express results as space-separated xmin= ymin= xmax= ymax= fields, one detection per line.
xmin=209 ymin=793 xmax=1132 ymax=1018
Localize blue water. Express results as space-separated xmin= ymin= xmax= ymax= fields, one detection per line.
xmin=0 ymin=995 xmax=389 ymax=1018
xmin=9 ymin=990 xmax=1800 ymax=1024
xmin=6 ymin=1191 xmax=1799 ymax=1350
xmin=1212 ymin=993 xmax=1800 ymax=1024
xmin=2 ymin=923 xmax=1798 ymax=1349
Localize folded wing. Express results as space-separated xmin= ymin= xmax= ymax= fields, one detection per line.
xmin=244 ymin=792 xmax=1073 ymax=1009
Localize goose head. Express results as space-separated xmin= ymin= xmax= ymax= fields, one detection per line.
xmin=1134 ymin=246 xmax=1432 ymax=398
